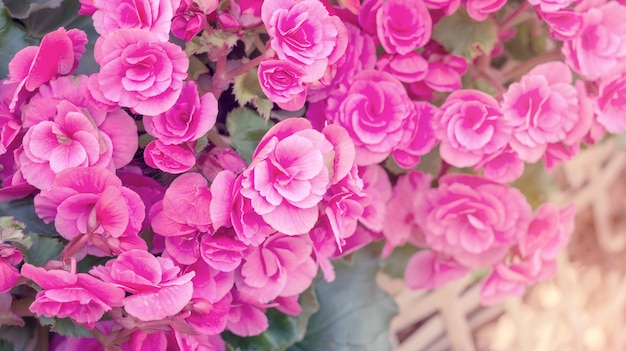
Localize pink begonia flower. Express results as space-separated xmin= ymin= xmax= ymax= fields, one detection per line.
xmin=423 ymin=0 xmax=460 ymax=13
xmin=405 ymin=251 xmax=470 ymax=290
xmin=172 ymin=0 xmax=217 ymax=41
xmin=480 ymin=263 xmax=530 ymax=306
xmin=562 ymin=2 xmax=626 ymax=80
xmin=34 ymin=167 xmax=146 ymax=256
xmin=6 ymin=28 xmax=87 ymax=110
xmin=0 ymin=245 xmax=22 ymax=293
xmin=174 ymin=330 xmax=226 ymax=351
xmin=235 ymin=233 xmax=317 ymax=303
xmin=476 ymin=146 xmax=525 ymax=183
xmin=382 ymin=171 xmax=432 ymax=258
xmin=230 ymin=175 xmax=276 ymax=246
xmin=0 ymin=140 xmax=36 ymax=203
xmin=91 ymin=0 xmax=174 ymax=41
xmin=0 ymin=83 xmax=22 ymax=156
xmin=543 ymin=142 xmax=579 ymax=170
xmin=144 ymin=140 xmax=196 ymax=174
xmin=240 ymin=118 xmax=355 ymax=235
xmin=596 ymin=65 xmax=626 ymax=134
xmin=538 ymin=9 xmax=583 ymax=40
xmin=78 ymin=0 xmax=96 ymax=15
xmin=376 ymin=52 xmax=428 ymax=83
xmin=528 ymin=0 xmax=574 ymax=13
xmin=21 ymin=263 xmax=125 ymax=328
xmin=121 ymin=329 xmax=168 ymax=351
xmin=144 ymin=81 xmax=217 ymax=144
xmin=358 ymin=165 xmax=392 ymax=232
xmin=358 ymin=0 xmax=382 ymax=36
xmin=226 ymin=290 xmax=269 ymax=337
xmin=323 ymin=191 xmax=365 ymax=248
xmin=274 ymin=295 xmax=302 ymax=316
xmin=433 ymin=89 xmax=512 ymax=168
xmin=200 ymin=228 xmax=247 ymax=272
xmin=90 ymin=249 xmax=195 ymax=321
xmin=258 ymin=59 xmax=309 ymax=111
xmin=117 ymin=168 xmax=165 ymax=231
xmin=392 ymin=101 xmax=439 ymax=169
xmin=424 ymin=55 xmax=468 ymax=93
xmin=502 ymin=61 xmax=580 ymax=163
xmin=327 ymin=70 xmax=413 ymax=166
xmin=218 ymin=0 xmax=262 ymax=31
xmin=262 ymin=0 xmax=348 ymax=82
xmin=414 ymin=174 xmax=533 ymax=268
xmin=196 ymin=146 xmax=247 ymax=182
xmin=465 ymin=0 xmax=507 ymax=21
xmin=377 ymin=0 xmax=431 ymax=55
xmin=90 ymin=29 xmax=188 ymax=116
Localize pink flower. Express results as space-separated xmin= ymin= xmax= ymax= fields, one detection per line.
xmin=235 ymin=233 xmax=317 ymax=303
xmin=465 ymin=0 xmax=507 ymax=21
xmin=90 ymin=249 xmax=195 ymax=321
xmin=376 ymin=52 xmax=428 ymax=83
xmin=258 ymin=59 xmax=309 ymax=111
xmin=21 ymin=263 xmax=124 ymax=328
xmin=144 ymin=81 xmax=217 ymax=144
xmin=528 ymin=0 xmax=574 ymax=13
xmin=196 ymin=147 xmax=247 ymax=182
xmin=327 ymin=70 xmax=413 ymax=165
xmin=0 ymin=245 xmax=22 ymax=293
xmin=404 ymin=251 xmax=469 ymax=290
xmin=376 ymin=0 xmax=432 ymax=54
xmin=423 ymin=54 xmax=468 ymax=93
xmin=0 ymin=82 xmax=21 ymax=155
xmin=34 ymin=167 xmax=146 ymax=256
xmin=414 ymin=174 xmax=532 ymax=268
xmin=6 ymin=28 xmax=87 ymax=110
xmin=90 ymin=29 xmax=188 ymax=116
xmin=392 ymin=101 xmax=439 ymax=169
xmin=433 ymin=89 xmax=511 ymax=168
xmin=476 ymin=146 xmax=525 ymax=183
xmin=240 ymin=118 xmax=355 ymax=235
xmin=226 ymin=290 xmax=269 ymax=337
xmin=172 ymin=0 xmax=212 ymax=41
xmin=502 ymin=61 xmax=581 ymax=162
xmin=262 ymin=0 xmax=348 ymax=82
xmin=358 ymin=165 xmax=392 ymax=232
xmin=480 ymin=263 xmax=530 ymax=306
xmin=144 ymin=140 xmax=196 ymax=174
xmin=596 ymin=65 xmax=626 ymax=133
xmin=540 ymin=9 xmax=583 ymax=40
xmin=230 ymin=176 xmax=276 ymax=246
xmin=562 ymin=2 xmax=626 ymax=80
xmin=200 ymin=228 xmax=247 ymax=272
xmin=92 ymin=0 xmax=174 ymax=41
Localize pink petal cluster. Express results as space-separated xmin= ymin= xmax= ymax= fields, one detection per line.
xmin=596 ymin=65 xmax=626 ymax=133
xmin=0 ymin=244 xmax=22 ymax=293
xmin=91 ymin=0 xmax=175 ymax=41
xmin=257 ymin=59 xmax=309 ymax=111
xmin=377 ymin=0 xmax=432 ymax=54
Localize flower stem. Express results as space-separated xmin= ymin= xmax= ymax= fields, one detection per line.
xmin=224 ymin=50 xmax=273 ymax=81
xmin=499 ymin=2 xmax=532 ymax=29
xmin=502 ymin=49 xmax=563 ymax=82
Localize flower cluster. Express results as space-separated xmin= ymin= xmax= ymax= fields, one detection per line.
xmin=2 ymin=0 xmax=624 ymax=349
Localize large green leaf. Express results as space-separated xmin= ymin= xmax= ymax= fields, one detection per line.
xmin=39 ymin=316 xmax=92 ymax=338
xmin=2 ymin=0 xmax=62 ymax=19
xmin=226 ymin=107 xmax=274 ymax=164
xmin=223 ymin=287 xmax=320 ymax=351
xmin=24 ymin=233 xmax=64 ymax=267
xmin=432 ymin=8 xmax=498 ymax=60
xmin=0 ymin=198 xmax=57 ymax=236
xmin=288 ymin=244 xmax=398 ymax=351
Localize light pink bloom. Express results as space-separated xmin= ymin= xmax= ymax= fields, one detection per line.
xmin=392 ymin=101 xmax=439 ymax=169
xmin=433 ymin=89 xmax=511 ymax=168
xmin=465 ymin=0 xmax=507 ymax=21
xmin=240 ymin=118 xmax=355 ymax=235
xmin=376 ymin=0 xmax=431 ymax=54
xmin=235 ymin=233 xmax=317 ymax=303
xmin=226 ymin=290 xmax=269 ymax=337
xmin=200 ymin=228 xmax=247 ymax=272
xmin=90 ymin=249 xmax=195 ymax=321
xmin=21 ymin=263 xmax=124 ymax=328
xmin=144 ymin=81 xmax=217 ymax=144
xmin=476 ymin=146 xmax=525 ymax=183
xmin=405 ymin=251 xmax=469 ymax=290
xmin=258 ymin=59 xmax=309 ymax=111
xmin=376 ymin=52 xmax=428 ymax=83
xmin=231 ymin=175 xmax=276 ymax=246
xmin=144 ymin=140 xmax=196 ymax=174
xmin=423 ymin=54 xmax=468 ymax=93
xmin=596 ymin=65 xmax=626 ymax=133
xmin=197 ymin=147 xmax=247 ymax=182
xmin=121 ymin=329 xmax=168 ymax=351
xmin=90 ymin=29 xmax=188 ymax=116
xmin=262 ymin=0 xmax=348 ymax=82
xmin=528 ymin=0 xmax=574 ymax=13
xmin=0 ymin=245 xmax=22 ymax=293
xmin=323 ymin=191 xmax=365 ymax=248
xmin=562 ymin=2 xmax=626 ymax=80
xmin=414 ymin=174 xmax=532 ymax=268
xmin=358 ymin=165 xmax=392 ymax=232
xmin=6 ymin=28 xmax=87 ymax=110
xmin=539 ymin=9 xmax=583 ymax=40
xmin=174 ymin=330 xmax=226 ymax=351
xmin=92 ymin=0 xmax=174 ymax=41
xmin=34 ymin=167 xmax=146 ymax=256
xmin=327 ymin=70 xmax=413 ymax=165
xmin=502 ymin=61 xmax=581 ymax=163
xmin=172 ymin=0 xmax=217 ymax=41
xmin=480 ymin=263 xmax=530 ymax=306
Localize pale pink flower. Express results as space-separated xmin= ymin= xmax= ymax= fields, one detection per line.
xmin=92 ymin=0 xmax=174 ymax=41
xmin=34 ymin=167 xmax=146 ymax=256
xmin=433 ymin=90 xmax=511 ymax=168
xmin=323 ymin=191 xmax=365 ymax=248
xmin=562 ymin=2 xmax=626 ymax=80
xmin=240 ymin=118 xmax=355 ymax=235
xmin=200 ymin=228 xmax=247 ymax=272
xmin=538 ymin=9 xmax=583 ymax=40
xmin=262 ymin=0 xmax=348 ymax=82
xmin=196 ymin=147 xmax=247 ymax=182
xmin=230 ymin=175 xmax=276 ymax=246
xmin=358 ymin=165 xmax=392 ymax=232
xmin=465 ymin=0 xmax=507 ymax=21
xmin=502 ymin=61 xmax=581 ymax=163
xmin=480 ymin=263 xmax=530 ymax=305
xmin=90 ymin=29 xmax=188 ymax=116
xmin=226 ymin=290 xmax=269 ymax=337
xmin=376 ymin=52 xmax=428 ymax=83
xmin=414 ymin=174 xmax=532 ymax=268
xmin=423 ymin=54 xmax=468 ymax=93
xmin=392 ymin=101 xmax=439 ymax=169
xmin=90 ymin=249 xmax=195 ymax=321
xmin=376 ymin=0 xmax=431 ymax=54
xmin=235 ymin=233 xmax=317 ymax=303
xmin=144 ymin=140 xmax=196 ymax=174
xmin=21 ymin=263 xmax=124 ymax=328
xmin=0 ymin=245 xmax=22 ymax=293
xmin=258 ymin=59 xmax=309 ymax=111
xmin=404 ymin=251 xmax=469 ymax=290
xmin=596 ymin=65 xmax=626 ymax=133
xmin=476 ymin=146 xmax=525 ymax=183
xmin=144 ymin=81 xmax=217 ymax=144
xmin=327 ymin=70 xmax=413 ymax=165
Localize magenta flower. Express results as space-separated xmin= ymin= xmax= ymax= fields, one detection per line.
xmin=172 ymin=0 xmax=212 ymax=42
xmin=414 ymin=174 xmax=532 ymax=268
xmin=144 ymin=140 xmax=196 ymax=174
xmin=0 ymin=244 xmax=22 ymax=293
xmin=596 ymin=65 xmax=626 ymax=133
xmin=465 ymin=0 xmax=507 ymax=21
xmin=89 ymin=29 xmax=188 ymax=116
xmin=91 ymin=0 xmax=175 ymax=41
xmin=392 ymin=101 xmax=439 ymax=169
xmin=90 ymin=249 xmax=195 ymax=321
xmin=433 ymin=89 xmax=512 ymax=168
xmin=21 ymin=263 xmax=125 ymax=328
xmin=404 ymin=251 xmax=469 ymax=290
xmin=262 ymin=0 xmax=348 ymax=82
xmin=258 ymin=59 xmax=309 ymax=111
xmin=376 ymin=0 xmax=431 ymax=55
xmin=376 ymin=52 xmax=428 ymax=83
xmin=196 ymin=147 xmax=247 ymax=183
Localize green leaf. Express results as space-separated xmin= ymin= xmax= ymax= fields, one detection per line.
xmin=432 ymin=8 xmax=498 ymax=60
xmin=24 ymin=233 xmax=63 ymax=267
xmin=39 ymin=316 xmax=92 ymax=337
xmin=254 ymin=98 xmax=274 ymax=122
xmin=288 ymin=244 xmax=398 ymax=351
xmin=510 ymin=161 xmax=555 ymax=209
xmin=0 ymin=198 xmax=57 ymax=236
xmin=380 ymin=244 xmax=421 ymax=279
xmin=2 ymin=0 xmax=62 ymax=19
xmin=504 ymin=20 xmax=547 ymax=62
xmin=226 ymin=107 xmax=274 ymax=164
xmin=233 ymin=68 xmax=263 ymax=106
xmin=223 ymin=287 xmax=320 ymax=351
xmin=0 ymin=8 xmax=37 ymax=78
xmin=0 ymin=217 xmax=26 ymax=245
